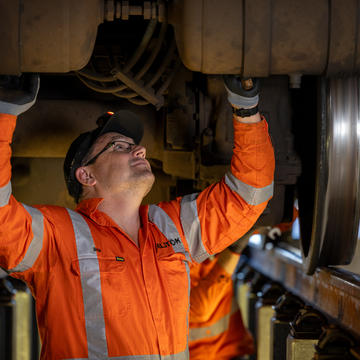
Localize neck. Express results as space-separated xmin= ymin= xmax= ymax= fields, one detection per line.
xmin=97 ymin=192 xmax=143 ymax=247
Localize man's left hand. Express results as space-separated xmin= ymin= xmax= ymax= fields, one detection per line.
xmin=0 ymin=74 xmax=40 ymax=116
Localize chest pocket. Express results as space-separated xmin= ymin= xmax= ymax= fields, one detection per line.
xmin=157 ymin=252 xmax=190 ymax=314
xmin=71 ymin=256 xmax=130 ymax=318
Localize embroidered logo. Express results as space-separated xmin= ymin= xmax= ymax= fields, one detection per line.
xmin=116 ymin=256 xmax=125 ymax=262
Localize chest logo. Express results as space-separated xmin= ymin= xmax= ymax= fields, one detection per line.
xmin=156 ymin=238 xmax=181 ymax=249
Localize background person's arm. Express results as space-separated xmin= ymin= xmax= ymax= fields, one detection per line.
xmin=190 ymin=249 xmax=240 ymax=323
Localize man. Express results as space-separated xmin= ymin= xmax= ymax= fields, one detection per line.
xmin=189 ymin=234 xmax=255 ymax=360
xmin=0 ymin=74 xmax=274 ymax=359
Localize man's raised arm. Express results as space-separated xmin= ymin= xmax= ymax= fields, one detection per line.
xmin=0 ymin=75 xmax=45 ymax=272
xmin=156 ymin=76 xmax=275 ymax=262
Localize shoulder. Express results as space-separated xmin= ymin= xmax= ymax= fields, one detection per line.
xmin=32 ymin=204 xmax=75 ymax=226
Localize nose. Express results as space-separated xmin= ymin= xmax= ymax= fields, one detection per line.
xmin=132 ymin=145 xmax=146 ymax=158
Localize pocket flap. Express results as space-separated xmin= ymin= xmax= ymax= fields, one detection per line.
xmin=71 ymin=256 xmax=126 ymax=276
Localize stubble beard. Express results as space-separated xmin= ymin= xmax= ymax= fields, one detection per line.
xmin=129 ymin=167 xmax=155 ymax=196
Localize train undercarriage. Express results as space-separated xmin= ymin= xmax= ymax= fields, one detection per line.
xmin=1 ymin=0 xmax=360 ymax=358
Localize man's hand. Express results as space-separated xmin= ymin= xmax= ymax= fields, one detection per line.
xmin=223 ymin=75 xmax=259 ymax=109
xmin=223 ymin=75 xmax=260 ymax=123
xmin=0 ymin=74 xmax=40 ymax=116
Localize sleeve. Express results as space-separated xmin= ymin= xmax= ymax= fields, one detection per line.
xmin=0 ymin=114 xmax=55 ymax=276
xmin=276 ymin=206 xmax=299 ymax=233
xmin=189 ymin=261 xmax=233 ymax=323
xmin=153 ymin=116 xmax=275 ymax=263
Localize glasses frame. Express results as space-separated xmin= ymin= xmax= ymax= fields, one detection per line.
xmin=82 ymin=139 xmax=136 ymax=166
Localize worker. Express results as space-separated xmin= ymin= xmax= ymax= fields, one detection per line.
xmin=189 ymin=253 xmax=254 ymax=360
xmin=0 ymin=74 xmax=274 ymax=359
xmin=189 ymin=234 xmax=255 ymax=360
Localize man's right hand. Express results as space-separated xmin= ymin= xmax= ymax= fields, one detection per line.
xmin=223 ymin=75 xmax=259 ymax=109
xmin=0 ymin=74 xmax=40 ymax=116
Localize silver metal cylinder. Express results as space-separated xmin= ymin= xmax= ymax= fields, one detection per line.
xmin=301 ymin=76 xmax=360 ymax=274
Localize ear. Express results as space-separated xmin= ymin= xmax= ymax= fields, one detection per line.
xmin=75 ymin=167 xmax=96 ymax=187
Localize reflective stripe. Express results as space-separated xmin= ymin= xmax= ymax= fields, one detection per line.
xmin=66 ymin=349 xmax=189 ymax=360
xmin=148 ymin=205 xmax=191 ymax=359
xmin=184 ymin=260 xmax=191 ymax=359
xmin=224 ymin=171 xmax=273 ymax=205
xmin=180 ymin=194 xmax=209 ymax=263
xmin=66 ymin=209 xmax=108 ymax=359
xmin=189 ymin=313 xmax=230 ymax=342
xmin=148 ymin=205 xmax=191 ymax=262
xmin=8 ymin=204 xmax=44 ymax=273
xmin=189 ymin=297 xmax=239 ymax=342
xmin=0 ymin=181 xmax=11 ymax=207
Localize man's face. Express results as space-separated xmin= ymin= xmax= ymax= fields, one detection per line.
xmin=82 ymin=132 xmax=155 ymax=198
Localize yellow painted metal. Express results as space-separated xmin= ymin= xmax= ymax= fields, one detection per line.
xmin=236 ymin=282 xmax=250 ymax=328
xmin=14 ymin=290 xmax=32 ymax=360
xmin=286 ymin=335 xmax=317 ymax=360
xmin=256 ymin=305 xmax=275 ymax=360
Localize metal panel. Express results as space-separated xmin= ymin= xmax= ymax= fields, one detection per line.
xmin=170 ymin=0 xmax=359 ymax=76
xmin=0 ymin=1 xmax=20 ymax=74
xmin=0 ymin=0 xmax=103 ymax=74
xmin=248 ymin=245 xmax=360 ymax=337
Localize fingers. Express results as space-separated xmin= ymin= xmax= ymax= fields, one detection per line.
xmin=223 ymin=75 xmax=260 ymax=109
xmin=0 ymin=73 xmax=40 ymax=115
xmin=28 ymin=74 xmax=40 ymax=100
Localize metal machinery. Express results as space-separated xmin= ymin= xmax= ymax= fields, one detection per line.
xmin=0 ymin=274 xmax=39 ymax=360
xmin=1 ymin=0 xmax=360 ymax=358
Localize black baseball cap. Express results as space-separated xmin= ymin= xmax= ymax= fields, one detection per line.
xmin=64 ymin=110 xmax=144 ymax=202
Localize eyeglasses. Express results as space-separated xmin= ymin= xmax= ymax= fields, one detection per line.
xmin=83 ymin=139 xmax=136 ymax=166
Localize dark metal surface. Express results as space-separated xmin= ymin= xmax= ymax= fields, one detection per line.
xmin=256 ymin=282 xmax=285 ymax=360
xmin=270 ymin=294 xmax=304 ymax=360
xmin=286 ymin=307 xmax=327 ymax=360
xmin=76 ymin=15 xmax=180 ymax=108
xmin=169 ymin=0 xmax=360 ymax=76
xmin=1 ymin=0 xmax=360 ymax=76
xmin=302 ymin=77 xmax=360 ymax=274
xmin=0 ymin=0 xmax=102 ymax=74
xmin=12 ymin=99 xmax=161 ymax=159
xmin=0 ymin=1 xmax=20 ymax=75
xmin=248 ymin=245 xmax=360 ymax=337
xmin=314 ymin=325 xmax=357 ymax=359
xmin=104 ymin=0 xmax=166 ymax=22
xmin=290 ymin=307 xmax=328 ymax=339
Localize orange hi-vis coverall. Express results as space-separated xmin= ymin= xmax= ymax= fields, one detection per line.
xmin=189 ymin=257 xmax=254 ymax=360
xmin=0 ymin=113 xmax=274 ymax=359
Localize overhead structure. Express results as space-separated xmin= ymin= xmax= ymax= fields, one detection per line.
xmin=1 ymin=0 xmax=360 ymax=77
xmin=76 ymin=1 xmax=179 ymax=109
xmin=169 ymin=0 xmax=360 ymax=76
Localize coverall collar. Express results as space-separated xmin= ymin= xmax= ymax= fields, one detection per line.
xmin=76 ymin=198 xmax=149 ymax=230
xmin=76 ymin=198 xmax=105 ymax=223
